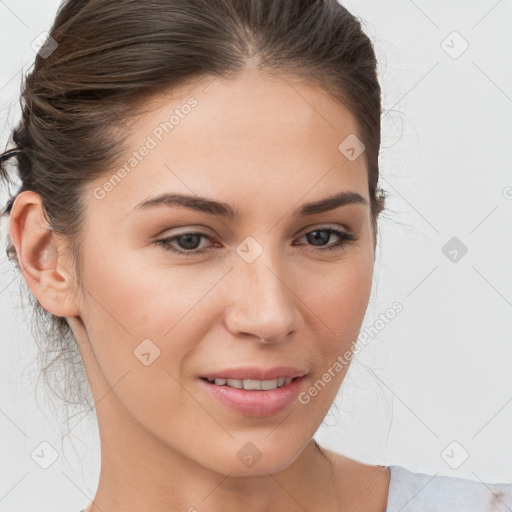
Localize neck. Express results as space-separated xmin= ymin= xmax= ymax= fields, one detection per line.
xmin=87 ymin=402 xmax=340 ymax=512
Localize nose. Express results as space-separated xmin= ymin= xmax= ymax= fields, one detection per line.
xmin=223 ymin=248 xmax=302 ymax=344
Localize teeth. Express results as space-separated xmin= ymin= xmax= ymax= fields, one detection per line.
xmin=261 ymin=379 xmax=278 ymax=390
xmin=243 ymin=379 xmax=263 ymax=390
xmin=207 ymin=377 xmax=295 ymax=390
xmin=226 ymin=379 xmax=243 ymax=389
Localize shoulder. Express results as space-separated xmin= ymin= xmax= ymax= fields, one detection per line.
xmin=322 ymin=448 xmax=512 ymax=512
xmin=385 ymin=464 xmax=512 ymax=512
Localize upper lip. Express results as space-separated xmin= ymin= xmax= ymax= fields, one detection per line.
xmin=201 ymin=366 xmax=307 ymax=381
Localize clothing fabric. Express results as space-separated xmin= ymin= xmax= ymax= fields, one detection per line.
xmin=385 ymin=464 xmax=512 ymax=511
xmin=76 ymin=464 xmax=512 ymax=511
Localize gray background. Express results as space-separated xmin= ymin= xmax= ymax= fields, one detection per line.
xmin=0 ymin=1 xmax=511 ymax=510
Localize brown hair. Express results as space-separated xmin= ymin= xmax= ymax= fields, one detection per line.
xmin=0 ymin=0 xmax=386 ymax=423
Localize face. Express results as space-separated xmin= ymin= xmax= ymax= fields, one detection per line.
xmin=69 ymin=68 xmax=375 ymax=476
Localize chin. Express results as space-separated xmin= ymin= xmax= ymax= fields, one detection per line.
xmin=193 ymin=433 xmax=309 ymax=477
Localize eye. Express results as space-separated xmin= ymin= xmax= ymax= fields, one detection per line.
xmin=294 ymin=227 xmax=357 ymax=252
xmin=155 ymin=227 xmax=357 ymax=256
xmin=155 ymin=232 xmax=217 ymax=255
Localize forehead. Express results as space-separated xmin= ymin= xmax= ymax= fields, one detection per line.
xmin=88 ymin=68 xmax=369 ymax=220
xmin=145 ymin=68 xmax=362 ymax=147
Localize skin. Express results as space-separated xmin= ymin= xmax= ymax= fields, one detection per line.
xmin=9 ymin=67 xmax=390 ymax=511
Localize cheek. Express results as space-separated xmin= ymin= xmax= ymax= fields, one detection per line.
xmin=76 ymin=249 xmax=209 ymax=429
xmin=78 ymin=247 xmax=233 ymax=398
xmin=81 ymin=244 xmax=223 ymax=337
xmin=295 ymin=256 xmax=372 ymax=419
xmin=301 ymin=254 xmax=373 ymax=354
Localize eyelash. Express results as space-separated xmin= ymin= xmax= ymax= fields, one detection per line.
xmin=155 ymin=227 xmax=357 ymax=256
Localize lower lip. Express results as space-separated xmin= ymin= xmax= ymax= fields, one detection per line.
xmin=199 ymin=376 xmax=306 ymax=417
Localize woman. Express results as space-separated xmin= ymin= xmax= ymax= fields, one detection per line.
xmin=1 ymin=1 xmax=510 ymax=511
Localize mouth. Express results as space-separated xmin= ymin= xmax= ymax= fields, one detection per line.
xmin=198 ymin=370 xmax=307 ymax=417
xmin=200 ymin=376 xmax=298 ymax=391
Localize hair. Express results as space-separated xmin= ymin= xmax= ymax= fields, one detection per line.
xmin=0 ymin=0 xmax=386 ymax=431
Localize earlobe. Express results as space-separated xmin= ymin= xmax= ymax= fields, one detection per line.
xmin=9 ymin=190 xmax=81 ymax=318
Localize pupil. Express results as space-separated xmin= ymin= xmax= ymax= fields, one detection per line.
xmin=179 ymin=234 xmax=201 ymax=250
xmin=307 ymin=230 xmax=329 ymax=246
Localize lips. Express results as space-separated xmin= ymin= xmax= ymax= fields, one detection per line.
xmin=198 ymin=366 xmax=308 ymax=416
xmin=199 ymin=373 xmax=306 ymax=417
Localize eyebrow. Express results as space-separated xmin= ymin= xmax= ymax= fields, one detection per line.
xmin=133 ymin=190 xmax=368 ymax=219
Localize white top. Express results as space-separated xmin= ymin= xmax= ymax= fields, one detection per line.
xmin=385 ymin=464 xmax=512 ymax=511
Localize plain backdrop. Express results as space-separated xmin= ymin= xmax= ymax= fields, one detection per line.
xmin=0 ymin=1 xmax=511 ymax=510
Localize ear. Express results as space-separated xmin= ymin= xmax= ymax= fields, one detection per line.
xmin=9 ymin=190 xmax=81 ymax=318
